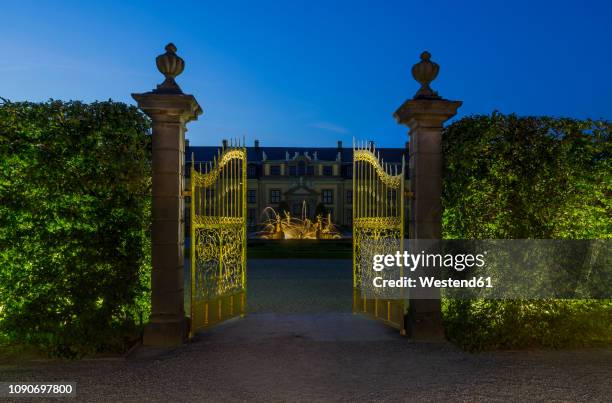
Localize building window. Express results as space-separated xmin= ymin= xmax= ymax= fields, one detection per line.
xmin=323 ymin=166 xmax=333 ymax=176
xmin=247 ymin=189 xmax=256 ymax=204
xmin=306 ymin=166 xmax=314 ymax=176
xmin=345 ymin=209 xmax=352 ymax=225
xmin=289 ymin=165 xmax=297 ymax=176
xmin=346 ymin=165 xmax=353 ymax=178
xmin=322 ymin=189 xmax=333 ymax=204
xmin=270 ymin=189 xmax=281 ymax=203
xmin=270 ymin=165 xmax=281 ymax=176
xmin=346 ymin=190 xmax=352 ymax=204
xmin=298 ymin=161 xmax=306 ymax=176
xmin=247 ymin=164 xmax=257 ymax=177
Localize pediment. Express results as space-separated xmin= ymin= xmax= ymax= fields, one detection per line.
xmin=284 ymin=185 xmax=319 ymax=196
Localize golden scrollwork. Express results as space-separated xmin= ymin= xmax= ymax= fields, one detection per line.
xmin=354 ymin=149 xmax=402 ymax=188
xmin=191 ymin=149 xmax=247 ymax=188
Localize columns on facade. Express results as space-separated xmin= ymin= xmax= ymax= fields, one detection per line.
xmin=394 ymin=51 xmax=461 ymax=341
xmin=132 ymin=44 xmax=202 ymax=347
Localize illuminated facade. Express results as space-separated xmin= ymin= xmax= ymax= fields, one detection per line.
xmin=186 ymin=140 xmax=408 ymax=227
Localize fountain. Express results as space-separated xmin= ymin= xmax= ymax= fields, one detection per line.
xmin=257 ymin=201 xmax=342 ymax=240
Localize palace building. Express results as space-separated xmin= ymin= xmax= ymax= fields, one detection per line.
xmin=186 ymin=140 xmax=408 ymax=228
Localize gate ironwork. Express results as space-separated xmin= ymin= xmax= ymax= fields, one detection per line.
xmin=190 ymin=143 xmax=247 ymax=336
xmin=352 ymin=141 xmax=406 ymax=334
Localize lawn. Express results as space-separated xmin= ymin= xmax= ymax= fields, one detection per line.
xmin=248 ymin=239 xmax=352 ymax=259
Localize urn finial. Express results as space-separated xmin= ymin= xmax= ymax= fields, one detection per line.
xmin=154 ymin=43 xmax=185 ymax=94
xmin=411 ymin=51 xmax=441 ymax=99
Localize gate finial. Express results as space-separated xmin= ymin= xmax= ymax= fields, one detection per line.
xmin=411 ymin=51 xmax=441 ymax=100
xmin=154 ymin=43 xmax=185 ymax=94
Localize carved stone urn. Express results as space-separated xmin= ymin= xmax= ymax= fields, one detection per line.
xmin=154 ymin=43 xmax=185 ymax=94
xmin=411 ymin=51 xmax=441 ymax=99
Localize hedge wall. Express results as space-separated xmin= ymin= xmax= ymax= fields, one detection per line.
xmin=441 ymin=113 xmax=611 ymax=350
xmin=0 ymin=99 xmax=151 ymax=357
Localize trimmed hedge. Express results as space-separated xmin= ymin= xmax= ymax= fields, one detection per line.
xmin=441 ymin=113 xmax=611 ymax=350
xmin=0 ymin=99 xmax=151 ymax=357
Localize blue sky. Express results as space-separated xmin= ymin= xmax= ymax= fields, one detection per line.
xmin=1 ymin=0 xmax=610 ymax=147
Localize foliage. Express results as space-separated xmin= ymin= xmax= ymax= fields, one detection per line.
xmin=442 ymin=113 xmax=610 ymax=239
xmin=443 ymin=299 xmax=612 ymax=351
xmin=440 ymin=113 xmax=611 ymax=350
xmin=0 ymin=99 xmax=151 ymax=357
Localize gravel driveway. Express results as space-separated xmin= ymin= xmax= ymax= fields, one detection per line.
xmin=1 ymin=259 xmax=610 ymax=401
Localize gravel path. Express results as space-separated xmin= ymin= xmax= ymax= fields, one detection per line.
xmin=247 ymin=259 xmax=353 ymax=313
xmin=1 ymin=259 xmax=610 ymax=402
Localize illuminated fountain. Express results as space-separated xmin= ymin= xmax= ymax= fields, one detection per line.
xmin=257 ymin=201 xmax=342 ymax=240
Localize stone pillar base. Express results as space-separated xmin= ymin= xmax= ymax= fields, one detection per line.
xmin=143 ymin=317 xmax=189 ymax=347
xmin=407 ymin=301 xmax=445 ymax=342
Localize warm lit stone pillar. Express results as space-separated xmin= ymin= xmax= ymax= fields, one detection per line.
xmin=132 ymin=44 xmax=202 ymax=346
xmin=394 ymin=51 xmax=461 ymax=341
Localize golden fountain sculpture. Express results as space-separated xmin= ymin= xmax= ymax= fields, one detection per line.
xmin=258 ymin=202 xmax=342 ymax=240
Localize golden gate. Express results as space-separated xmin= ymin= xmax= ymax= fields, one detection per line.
xmin=353 ymin=142 xmax=407 ymax=334
xmin=189 ymin=143 xmax=247 ymax=336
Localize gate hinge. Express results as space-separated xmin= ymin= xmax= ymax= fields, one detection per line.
xmin=182 ymin=190 xmax=192 ymax=197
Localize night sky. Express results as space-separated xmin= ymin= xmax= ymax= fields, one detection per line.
xmin=1 ymin=0 xmax=610 ymax=147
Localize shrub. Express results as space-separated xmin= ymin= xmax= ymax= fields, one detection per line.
xmin=441 ymin=113 xmax=611 ymax=350
xmin=0 ymin=99 xmax=151 ymax=357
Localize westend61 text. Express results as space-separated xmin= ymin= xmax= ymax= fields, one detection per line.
xmin=373 ymin=276 xmax=493 ymax=289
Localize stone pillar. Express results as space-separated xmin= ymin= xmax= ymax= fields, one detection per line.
xmin=394 ymin=51 xmax=461 ymax=341
xmin=132 ymin=43 xmax=202 ymax=347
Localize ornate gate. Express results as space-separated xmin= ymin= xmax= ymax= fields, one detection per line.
xmin=190 ymin=143 xmax=247 ymax=336
xmin=353 ymin=142 xmax=406 ymax=334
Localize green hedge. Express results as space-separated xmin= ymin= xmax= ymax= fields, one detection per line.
xmin=441 ymin=113 xmax=611 ymax=350
xmin=0 ymin=99 xmax=151 ymax=357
